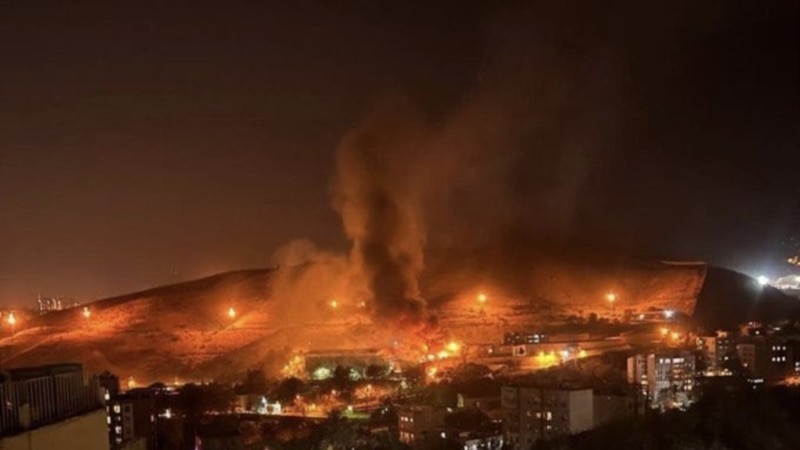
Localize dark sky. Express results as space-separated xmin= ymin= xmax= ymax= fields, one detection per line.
xmin=1 ymin=1 xmax=798 ymax=305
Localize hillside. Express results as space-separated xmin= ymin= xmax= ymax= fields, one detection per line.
xmin=0 ymin=256 xmax=795 ymax=384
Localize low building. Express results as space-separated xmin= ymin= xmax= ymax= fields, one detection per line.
xmin=398 ymin=405 xmax=446 ymax=448
xmin=593 ymin=391 xmax=643 ymax=426
xmin=501 ymin=386 xmax=593 ymax=449
xmin=436 ymin=430 xmax=504 ymax=450
xmin=0 ymin=363 xmax=107 ymax=450
xmin=504 ymin=331 xmax=549 ymax=345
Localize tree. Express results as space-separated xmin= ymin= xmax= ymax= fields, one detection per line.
xmin=272 ymin=377 xmax=305 ymax=403
xmin=366 ymin=364 xmax=387 ymax=379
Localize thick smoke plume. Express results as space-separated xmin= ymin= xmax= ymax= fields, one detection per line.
xmin=333 ymin=97 xmax=432 ymax=330
xmin=329 ymin=3 xmax=631 ymax=330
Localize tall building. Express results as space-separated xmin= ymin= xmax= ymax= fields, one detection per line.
xmin=697 ymin=331 xmax=734 ymax=375
xmin=627 ymin=350 xmax=696 ymax=410
xmin=501 ymin=386 xmax=593 ymax=449
xmin=107 ymin=387 xmax=161 ymax=450
xmin=0 ymin=364 xmax=107 ymax=450
xmin=398 ymin=405 xmax=446 ymax=448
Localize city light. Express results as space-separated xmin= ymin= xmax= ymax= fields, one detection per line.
xmin=228 ymin=307 xmax=236 ymax=319
xmin=426 ymin=366 xmax=438 ymax=379
xmin=757 ymin=276 xmax=769 ymax=286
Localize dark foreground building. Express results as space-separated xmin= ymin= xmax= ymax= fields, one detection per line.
xmin=0 ymin=363 xmax=108 ymax=450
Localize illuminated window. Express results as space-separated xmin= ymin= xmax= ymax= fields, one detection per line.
xmin=113 ymin=405 xmax=121 ymax=414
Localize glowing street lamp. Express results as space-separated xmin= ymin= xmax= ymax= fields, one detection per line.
xmin=606 ymin=293 xmax=617 ymax=313
xmin=228 ymin=307 xmax=236 ymax=319
xmin=7 ymin=312 xmax=17 ymax=334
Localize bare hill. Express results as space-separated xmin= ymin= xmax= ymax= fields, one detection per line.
xmin=0 ymin=257 xmax=794 ymax=383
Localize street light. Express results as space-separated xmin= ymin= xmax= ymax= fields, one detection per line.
xmin=7 ymin=312 xmax=16 ymax=334
xmin=606 ymin=293 xmax=617 ymax=313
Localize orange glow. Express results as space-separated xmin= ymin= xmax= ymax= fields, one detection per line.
xmin=437 ymin=351 xmax=449 ymax=359
xmin=660 ymin=327 xmax=669 ymax=337
xmin=330 ymin=300 xmax=338 ymax=309
xmin=671 ymin=331 xmax=681 ymax=341
xmin=578 ymin=350 xmax=587 ymax=358
xmin=477 ymin=293 xmax=487 ymax=304
xmin=426 ymin=354 xmax=435 ymax=361
xmin=426 ymin=366 xmax=438 ymax=378
xmin=446 ymin=341 xmax=460 ymax=353
xmin=82 ymin=306 xmax=91 ymax=319
xmin=228 ymin=307 xmax=236 ymax=318
xmin=606 ymin=293 xmax=617 ymax=303
xmin=7 ymin=313 xmax=16 ymax=326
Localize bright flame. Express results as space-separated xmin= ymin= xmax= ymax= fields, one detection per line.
xmin=228 ymin=307 xmax=236 ymax=318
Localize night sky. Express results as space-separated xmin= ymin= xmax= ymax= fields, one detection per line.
xmin=1 ymin=1 xmax=798 ymax=305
